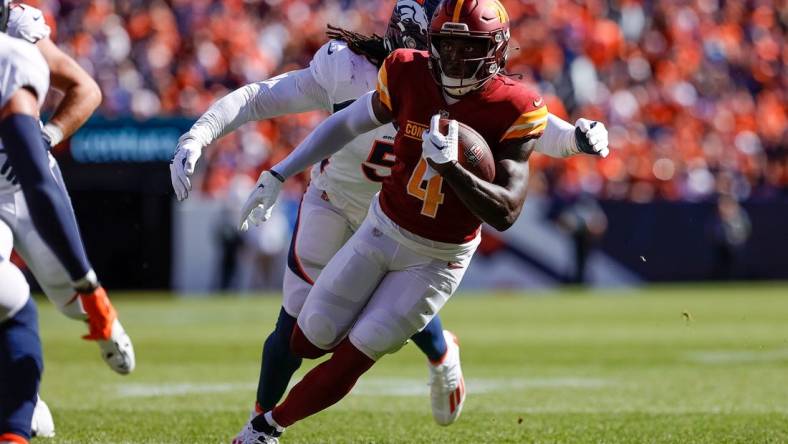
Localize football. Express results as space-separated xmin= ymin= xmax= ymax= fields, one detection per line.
xmin=439 ymin=118 xmax=496 ymax=182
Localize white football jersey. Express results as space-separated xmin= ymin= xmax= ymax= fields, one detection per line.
xmin=308 ymin=40 xmax=397 ymax=228
xmin=7 ymin=3 xmax=51 ymax=43
xmin=0 ymin=33 xmax=50 ymax=195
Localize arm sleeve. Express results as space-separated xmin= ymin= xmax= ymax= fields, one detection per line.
xmin=186 ymin=68 xmax=330 ymax=147
xmin=272 ymin=91 xmax=383 ymax=179
xmin=0 ymin=114 xmax=91 ymax=282
xmin=534 ymin=113 xmax=580 ymax=158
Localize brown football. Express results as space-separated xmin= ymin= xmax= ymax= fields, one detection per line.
xmin=439 ymin=118 xmax=496 ymax=182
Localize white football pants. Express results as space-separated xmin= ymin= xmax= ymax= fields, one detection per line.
xmin=296 ymin=213 xmax=472 ymax=361
xmin=0 ymin=158 xmax=86 ymax=321
xmin=281 ymin=184 xmax=356 ymax=318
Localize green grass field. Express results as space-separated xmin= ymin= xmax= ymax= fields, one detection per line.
xmin=35 ymin=284 xmax=788 ymax=443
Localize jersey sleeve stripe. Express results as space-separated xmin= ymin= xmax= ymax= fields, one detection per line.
xmin=500 ymin=106 xmax=548 ymax=141
xmin=376 ymin=63 xmax=393 ymax=111
xmin=500 ymin=121 xmax=548 ymax=141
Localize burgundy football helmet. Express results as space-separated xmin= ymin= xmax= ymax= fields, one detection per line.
xmin=428 ymin=0 xmax=511 ymax=97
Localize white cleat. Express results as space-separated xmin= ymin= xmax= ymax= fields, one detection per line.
xmin=97 ymin=318 xmax=135 ymax=374
xmin=232 ymin=412 xmax=282 ymax=444
xmin=428 ymin=330 xmax=466 ymax=426
xmin=31 ymin=396 xmax=56 ymax=438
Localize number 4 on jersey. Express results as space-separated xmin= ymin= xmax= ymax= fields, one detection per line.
xmin=407 ymin=158 xmax=445 ymax=218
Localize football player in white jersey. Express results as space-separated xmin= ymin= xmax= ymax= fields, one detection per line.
xmin=171 ymin=0 xmax=607 ymax=439
xmin=1 ymin=1 xmax=135 ymax=440
xmin=2 ymin=2 xmax=135 ymax=376
xmin=0 ymin=23 xmax=123 ymax=444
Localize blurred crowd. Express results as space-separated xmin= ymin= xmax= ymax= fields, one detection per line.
xmin=32 ymin=0 xmax=787 ymax=202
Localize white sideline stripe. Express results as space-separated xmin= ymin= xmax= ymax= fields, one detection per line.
xmin=686 ymin=349 xmax=788 ymax=364
xmin=114 ymin=377 xmax=613 ymax=398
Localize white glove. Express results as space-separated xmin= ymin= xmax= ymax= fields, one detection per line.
xmin=421 ymin=114 xmax=458 ymax=179
xmin=239 ymin=170 xmax=284 ymax=231
xmin=574 ymin=118 xmax=609 ymax=158
xmin=170 ymin=134 xmax=204 ymax=201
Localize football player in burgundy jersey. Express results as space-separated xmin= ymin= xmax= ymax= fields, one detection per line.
xmin=236 ymin=0 xmax=609 ymax=440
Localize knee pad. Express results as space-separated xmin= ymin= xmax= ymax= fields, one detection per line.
xmin=0 ymin=261 xmax=30 ymax=321
xmin=290 ymin=324 xmax=328 ymax=360
xmin=350 ymin=310 xmax=409 ymax=361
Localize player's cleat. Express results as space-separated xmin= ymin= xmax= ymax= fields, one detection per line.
xmin=31 ymin=396 xmax=55 ymax=438
xmin=232 ymin=412 xmax=283 ymax=444
xmin=428 ymin=330 xmax=466 ymax=426
xmin=96 ymin=318 xmax=135 ymax=374
xmin=78 ymin=287 xmax=135 ymax=374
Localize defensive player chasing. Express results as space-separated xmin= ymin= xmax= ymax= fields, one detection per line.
xmin=235 ymin=0 xmax=608 ymax=441
xmin=0 ymin=2 xmax=134 ymax=442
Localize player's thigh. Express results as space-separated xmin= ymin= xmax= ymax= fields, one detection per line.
xmin=349 ymin=256 xmax=471 ymax=360
xmin=10 ymin=190 xmax=82 ymax=319
xmin=282 ymin=193 xmax=354 ymax=317
xmin=0 ymin=217 xmax=29 ymax=321
xmin=297 ymin=222 xmax=393 ymax=350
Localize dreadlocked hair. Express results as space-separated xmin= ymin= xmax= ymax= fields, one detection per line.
xmin=326 ymin=24 xmax=388 ymax=68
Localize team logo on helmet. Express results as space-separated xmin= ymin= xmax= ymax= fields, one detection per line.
xmin=384 ymin=0 xmax=432 ymax=51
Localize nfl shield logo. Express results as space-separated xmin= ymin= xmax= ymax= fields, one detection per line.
xmin=466 ymin=144 xmax=483 ymax=165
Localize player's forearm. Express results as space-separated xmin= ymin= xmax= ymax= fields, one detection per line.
xmin=437 ymin=160 xmax=527 ymax=231
xmin=0 ymin=113 xmax=93 ymax=282
xmin=534 ymin=114 xmax=579 ymax=158
xmin=46 ymin=80 xmax=101 ymax=143
xmin=272 ymin=91 xmax=382 ymax=179
xmin=36 ymin=38 xmax=102 ymax=144
xmin=187 ymin=69 xmax=328 ymax=147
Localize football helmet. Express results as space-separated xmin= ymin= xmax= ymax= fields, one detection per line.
xmin=384 ymin=0 xmax=441 ymax=52
xmin=428 ymin=0 xmax=511 ymax=97
xmin=1 ymin=0 xmax=11 ymax=33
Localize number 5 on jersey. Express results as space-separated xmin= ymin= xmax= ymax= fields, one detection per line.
xmin=407 ymin=158 xmax=445 ymax=218
xmin=362 ymin=141 xmax=396 ymax=182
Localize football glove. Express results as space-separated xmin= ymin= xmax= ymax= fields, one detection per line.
xmin=239 ymin=170 xmax=284 ymax=231
xmin=170 ymin=134 xmax=204 ymax=201
xmin=574 ymin=118 xmax=609 ymax=158
xmin=421 ymin=114 xmax=458 ymax=178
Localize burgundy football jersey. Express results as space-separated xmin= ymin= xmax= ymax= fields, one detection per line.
xmin=375 ymin=49 xmax=547 ymax=244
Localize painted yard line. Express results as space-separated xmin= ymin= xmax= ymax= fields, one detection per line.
xmin=686 ymin=348 xmax=788 ymax=364
xmin=114 ymin=377 xmax=614 ymax=398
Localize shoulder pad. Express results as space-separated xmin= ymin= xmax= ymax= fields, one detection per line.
xmin=7 ymin=4 xmax=51 ymax=44
xmin=309 ymin=40 xmax=378 ymax=106
xmin=0 ymin=34 xmax=50 ymax=109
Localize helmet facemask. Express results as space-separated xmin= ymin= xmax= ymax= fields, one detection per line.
xmin=429 ymin=23 xmax=509 ymax=97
